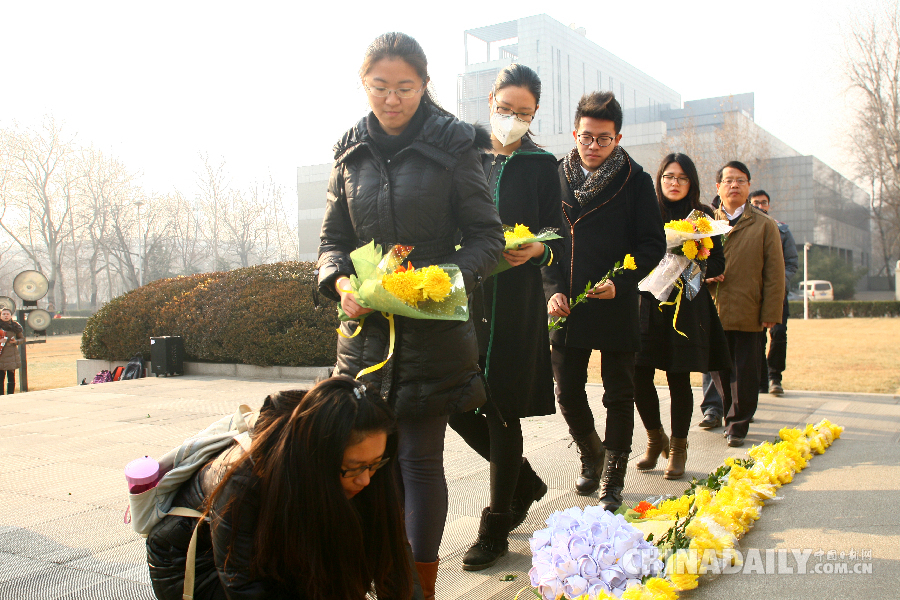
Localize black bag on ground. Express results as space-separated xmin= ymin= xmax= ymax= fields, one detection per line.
xmin=121 ymin=354 xmax=145 ymax=380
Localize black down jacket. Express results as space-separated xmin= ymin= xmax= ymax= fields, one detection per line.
xmin=317 ymin=108 xmax=504 ymax=419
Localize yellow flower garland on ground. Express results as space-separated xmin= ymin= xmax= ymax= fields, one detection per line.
xmin=610 ymin=419 xmax=844 ymax=598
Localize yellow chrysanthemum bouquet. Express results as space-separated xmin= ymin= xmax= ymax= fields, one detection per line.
xmin=638 ymin=210 xmax=732 ymax=336
xmin=337 ymin=241 xmax=468 ymax=322
xmin=493 ymin=224 xmax=562 ymax=275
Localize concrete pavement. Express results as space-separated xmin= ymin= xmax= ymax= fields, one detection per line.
xmin=0 ymin=376 xmax=896 ymax=599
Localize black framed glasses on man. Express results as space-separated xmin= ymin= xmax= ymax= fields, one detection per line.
xmin=576 ymin=133 xmax=615 ymax=148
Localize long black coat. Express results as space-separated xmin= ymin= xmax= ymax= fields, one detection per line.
xmin=542 ymin=151 xmax=666 ymax=352
xmin=317 ymin=109 xmax=504 ymax=419
xmin=636 ymin=201 xmax=730 ymax=373
xmin=473 ymin=141 xmax=563 ymax=418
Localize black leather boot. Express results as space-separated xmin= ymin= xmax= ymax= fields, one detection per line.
xmin=462 ymin=507 xmax=514 ymax=571
xmin=510 ymin=458 xmax=548 ymax=529
xmin=571 ymin=430 xmax=605 ymax=495
xmin=598 ymin=450 xmax=629 ymax=512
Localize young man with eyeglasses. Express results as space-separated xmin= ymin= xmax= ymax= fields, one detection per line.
xmin=701 ymin=162 xmax=784 ymax=447
xmin=749 ymin=190 xmax=798 ymax=396
xmin=543 ymin=92 xmax=665 ymax=511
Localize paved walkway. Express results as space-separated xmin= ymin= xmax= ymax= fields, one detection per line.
xmin=0 ymin=377 xmax=897 ymax=599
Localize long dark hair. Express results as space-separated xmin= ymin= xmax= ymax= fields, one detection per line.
xmin=360 ymin=32 xmax=451 ymax=117
xmin=207 ymin=376 xmax=413 ymax=599
xmin=493 ymin=63 xmax=542 ymax=142
xmin=656 ymin=153 xmax=702 ymax=215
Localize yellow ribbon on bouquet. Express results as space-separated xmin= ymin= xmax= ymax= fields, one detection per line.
xmin=336 ymin=312 xmax=396 ymax=380
xmin=658 ymin=279 xmax=688 ymax=338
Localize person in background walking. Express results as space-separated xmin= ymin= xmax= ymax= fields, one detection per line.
xmin=706 ymin=162 xmax=784 ymax=447
xmin=448 ymin=63 xmax=563 ymax=571
xmin=749 ymin=190 xmax=798 ymax=396
xmin=316 ymin=32 xmax=504 ymax=599
xmin=633 ymin=154 xmax=729 ymax=480
xmin=0 ymin=308 xmax=24 ymax=394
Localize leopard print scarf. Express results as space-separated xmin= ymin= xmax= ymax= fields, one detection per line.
xmin=563 ymin=145 xmax=628 ymax=206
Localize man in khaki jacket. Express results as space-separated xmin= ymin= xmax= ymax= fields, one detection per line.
xmin=706 ymin=161 xmax=784 ymax=446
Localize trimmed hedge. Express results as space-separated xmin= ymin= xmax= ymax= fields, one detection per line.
xmin=81 ymin=262 xmax=340 ymax=366
xmin=65 ymin=309 xmax=96 ymax=317
xmin=25 ymin=317 xmax=89 ymax=336
xmin=788 ymin=301 xmax=900 ymax=319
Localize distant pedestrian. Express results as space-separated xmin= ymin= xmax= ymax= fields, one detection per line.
xmin=705 ymin=162 xmax=785 ymax=447
xmin=749 ymin=190 xmax=798 ymax=395
xmin=0 ymin=308 xmax=24 ymax=394
xmin=633 ymin=154 xmax=729 ymax=479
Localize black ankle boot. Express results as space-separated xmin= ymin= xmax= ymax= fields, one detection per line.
xmin=571 ymin=430 xmax=605 ymax=495
xmin=462 ymin=507 xmax=514 ymax=571
xmin=598 ymin=450 xmax=629 ymax=512
xmin=510 ymin=458 xmax=548 ymax=529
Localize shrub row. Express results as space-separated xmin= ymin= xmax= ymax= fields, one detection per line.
xmin=81 ymin=262 xmax=341 ymax=366
xmin=25 ymin=317 xmax=89 ymax=336
xmin=788 ymin=301 xmax=900 ymax=319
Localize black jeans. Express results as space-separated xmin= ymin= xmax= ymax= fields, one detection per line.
xmin=633 ymin=366 xmax=693 ymax=438
xmin=710 ymin=330 xmax=760 ymax=439
xmin=0 ymin=370 xmax=15 ymax=394
xmin=551 ymin=346 xmax=635 ymax=453
xmin=448 ymin=410 xmax=523 ymax=513
xmin=759 ymin=299 xmax=789 ymax=386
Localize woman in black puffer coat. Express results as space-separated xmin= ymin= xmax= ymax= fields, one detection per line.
xmin=316 ymin=33 xmax=503 ymax=596
xmin=633 ymin=153 xmax=729 ymax=480
xmin=146 ymin=377 xmax=421 ymax=600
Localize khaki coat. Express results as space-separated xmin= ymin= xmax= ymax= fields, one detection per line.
xmin=710 ymin=201 xmax=785 ymax=331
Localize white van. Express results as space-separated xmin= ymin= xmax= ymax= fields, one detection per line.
xmin=798 ymin=280 xmax=834 ymax=301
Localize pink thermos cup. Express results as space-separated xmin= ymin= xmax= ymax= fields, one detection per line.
xmin=125 ymin=456 xmax=160 ymax=494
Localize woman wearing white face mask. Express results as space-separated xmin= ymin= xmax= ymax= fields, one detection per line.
xmin=447 ymin=63 xmax=564 ymax=571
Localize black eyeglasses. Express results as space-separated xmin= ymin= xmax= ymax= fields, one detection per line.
xmin=494 ymin=105 xmax=534 ymax=123
xmin=576 ymin=133 xmax=615 ymax=148
xmin=340 ymin=457 xmax=391 ymax=479
xmin=662 ymin=175 xmax=691 ymax=185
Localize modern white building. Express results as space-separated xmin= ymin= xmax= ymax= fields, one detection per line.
xmin=458 ymin=14 xmax=681 ymax=155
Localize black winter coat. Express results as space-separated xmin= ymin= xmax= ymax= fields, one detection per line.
xmin=317 ymin=108 xmax=504 ymax=419
xmin=636 ymin=201 xmax=730 ymax=373
xmin=473 ymin=140 xmax=563 ymax=418
xmin=542 ymin=151 xmax=666 ymax=351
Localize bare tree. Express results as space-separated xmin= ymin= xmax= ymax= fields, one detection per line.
xmin=845 ymin=5 xmax=900 ymax=276
xmin=0 ymin=118 xmax=79 ymax=310
xmin=196 ymin=153 xmax=230 ymax=271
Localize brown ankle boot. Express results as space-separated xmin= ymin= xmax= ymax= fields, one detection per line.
xmin=635 ymin=428 xmax=669 ymax=471
xmin=415 ymin=559 xmax=439 ymax=600
xmin=664 ymin=437 xmax=688 ymax=480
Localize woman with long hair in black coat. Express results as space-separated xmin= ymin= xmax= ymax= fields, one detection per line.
xmin=316 ymin=32 xmax=503 ymax=598
xmin=447 ymin=63 xmax=564 ymax=571
xmin=632 ymin=153 xmax=729 ymax=479
xmin=146 ymin=376 xmax=420 ymax=600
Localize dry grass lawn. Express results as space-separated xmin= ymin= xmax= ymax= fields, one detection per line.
xmin=15 ymin=334 xmax=84 ymax=392
xmin=9 ymin=320 xmax=900 ymax=395
xmin=586 ymin=318 xmax=900 ymax=395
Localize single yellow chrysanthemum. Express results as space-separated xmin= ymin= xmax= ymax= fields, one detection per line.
xmin=504 ymin=223 xmax=534 ymax=244
xmin=665 ymin=219 xmax=694 ymax=233
xmin=701 ymin=236 xmax=714 ymax=249
xmin=694 ymin=216 xmax=713 ymax=233
xmin=620 ymin=586 xmax=653 ymax=600
xmin=382 ymin=270 xmax=423 ymax=307
xmin=624 ymin=254 xmax=637 ymax=270
xmin=681 ymin=240 xmax=698 ymax=260
xmin=644 ymin=577 xmax=678 ymax=600
xmin=415 ymin=265 xmax=452 ymax=302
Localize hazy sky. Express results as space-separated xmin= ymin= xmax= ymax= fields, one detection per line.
xmin=1 ymin=0 xmax=878 ymax=197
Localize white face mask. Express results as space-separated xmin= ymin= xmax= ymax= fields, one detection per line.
xmin=490 ymin=111 xmax=530 ymax=147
